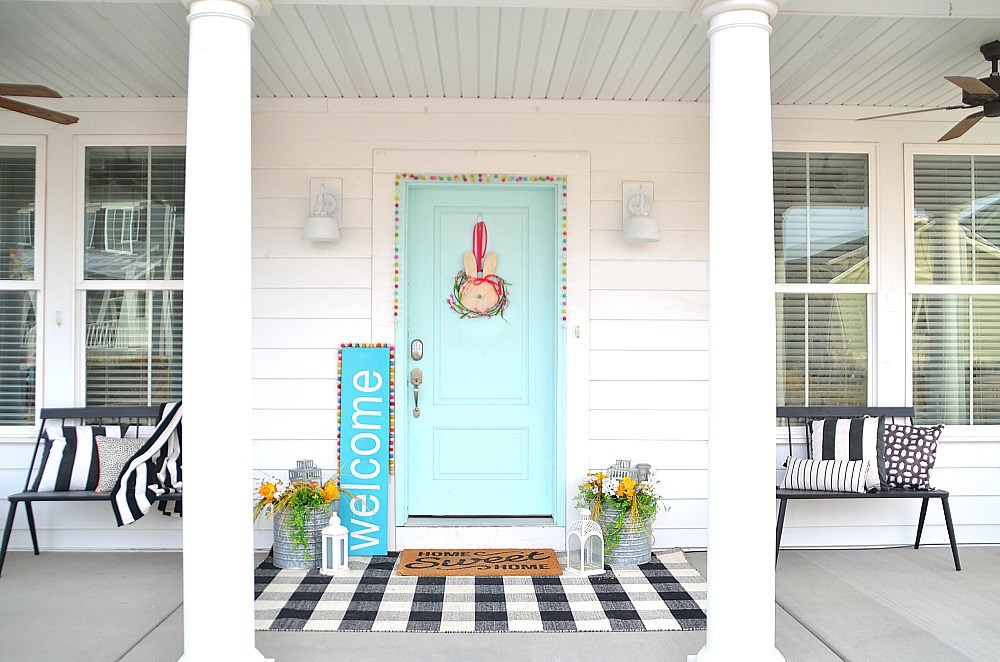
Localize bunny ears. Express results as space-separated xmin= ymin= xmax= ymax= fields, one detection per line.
xmin=464 ymin=251 xmax=497 ymax=278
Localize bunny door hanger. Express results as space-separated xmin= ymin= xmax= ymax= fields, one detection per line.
xmin=447 ymin=215 xmax=511 ymax=319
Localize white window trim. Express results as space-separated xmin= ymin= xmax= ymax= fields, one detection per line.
xmin=0 ymin=135 xmax=46 ymax=437
xmin=773 ymin=142 xmax=879 ymax=408
xmin=73 ymin=135 xmax=185 ymax=406
xmin=904 ymin=142 xmax=1000 ymax=434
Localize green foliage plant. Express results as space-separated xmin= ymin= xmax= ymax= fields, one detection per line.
xmin=575 ymin=471 xmax=667 ymax=553
xmin=254 ymin=476 xmax=341 ymax=561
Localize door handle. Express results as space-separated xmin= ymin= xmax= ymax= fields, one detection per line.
xmin=410 ymin=368 xmax=423 ymax=418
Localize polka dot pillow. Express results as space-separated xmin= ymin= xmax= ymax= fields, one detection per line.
xmin=882 ymin=423 xmax=943 ymax=490
xmin=95 ymin=435 xmax=149 ymax=492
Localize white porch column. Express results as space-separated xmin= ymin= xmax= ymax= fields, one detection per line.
xmin=180 ymin=0 xmax=268 ymax=660
xmin=693 ymin=2 xmax=784 ymax=662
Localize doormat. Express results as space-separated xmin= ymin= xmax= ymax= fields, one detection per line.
xmin=396 ymin=548 xmax=562 ymax=577
xmin=254 ymin=549 xmax=706 ymax=633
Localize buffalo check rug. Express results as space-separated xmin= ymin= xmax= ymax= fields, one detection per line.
xmin=254 ymin=549 xmax=706 ymax=633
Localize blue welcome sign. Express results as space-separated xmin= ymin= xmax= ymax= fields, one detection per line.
xmin=339 ymin=344 xmax=392 ymax=555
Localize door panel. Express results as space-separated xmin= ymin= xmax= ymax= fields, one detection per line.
xmin=405 ymin=184 xmax=557 ymax=516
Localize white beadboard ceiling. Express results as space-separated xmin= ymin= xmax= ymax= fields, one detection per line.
xmin=1 ymin=2 xmax=999 ymax=107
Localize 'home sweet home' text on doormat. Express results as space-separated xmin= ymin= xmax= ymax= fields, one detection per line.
xmin=396 ymin=548 xmax=562 ymax=577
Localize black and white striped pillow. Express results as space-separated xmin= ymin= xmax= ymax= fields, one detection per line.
xmin=780 ymin=457 xmax=869 ymax=493
xmin=810 ymin=417 xmax=885 ymax=492
xmin=30 ymin=425 xmax=125 ymax=492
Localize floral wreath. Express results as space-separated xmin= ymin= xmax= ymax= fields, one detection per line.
xmin=446 ymin=217 xmax=511 ymax=319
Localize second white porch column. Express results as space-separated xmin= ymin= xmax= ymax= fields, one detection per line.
xmin=693 ymin=2 xmax=784 ymax=661
xmin=181 ymin=0 xmax=268 ymax=660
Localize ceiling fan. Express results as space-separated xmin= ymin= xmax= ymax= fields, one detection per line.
xmin=0 ymin=84 xmax=78 ymax=125
xmin=858 ymin=40 xmax=1000 ymax=142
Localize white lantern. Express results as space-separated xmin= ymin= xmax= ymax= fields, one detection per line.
xmin=565 ymin=508 xmax=605 ymax=576
xmin=320 ymin=513 xmax=350 ymax=576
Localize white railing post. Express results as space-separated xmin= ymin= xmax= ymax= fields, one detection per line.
xmin=692 ymin=1 xmax=785 ymax=661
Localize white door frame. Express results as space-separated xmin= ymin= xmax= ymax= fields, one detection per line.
xmin=372 ymin=150 xmax=591 ymax=548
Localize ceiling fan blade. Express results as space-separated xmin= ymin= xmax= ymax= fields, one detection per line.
xmin=0 ymin=96 xmax=78 ymax=125
xmin=945 ymin=75 xmax=999 ymax=97
xmin=857 ymin=105 xmax=970 ymax=121
xmin=0 ymin=83 xmax=62 ymax=98
xmin=938 ymin=111 xmax=986 ymax=142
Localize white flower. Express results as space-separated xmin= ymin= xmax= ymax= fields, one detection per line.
xmin=591 ymin=485 xmax=599 ymax=494
xmin=602 ymin=477 xmax=620 ymax=497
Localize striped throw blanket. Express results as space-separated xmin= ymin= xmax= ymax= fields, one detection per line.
xmin=112 ymin=401 xmax=183 ymax=526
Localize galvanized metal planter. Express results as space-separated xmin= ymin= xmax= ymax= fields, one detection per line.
xmin=272 ymin=504 xmax=334 ymax=570
xmin=597 ymin=508 xmax=655 ymax=565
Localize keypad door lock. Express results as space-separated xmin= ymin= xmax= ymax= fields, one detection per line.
xmin=411 ymin=339 xmax=424 ymax=361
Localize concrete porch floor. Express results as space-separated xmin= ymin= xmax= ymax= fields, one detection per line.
xmin=0 ymin=547 xmax=997 ymax=661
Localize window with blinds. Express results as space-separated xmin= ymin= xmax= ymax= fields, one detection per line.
xmin=774 ymin=152 xmax=871 ymax=407
xmin=0 ymin=146 xmax=38 ymax=425
xmin=912 ymin=154 xmax=1000 ymax=423
xmin=82 ymin=146 xmax=184 ymax=407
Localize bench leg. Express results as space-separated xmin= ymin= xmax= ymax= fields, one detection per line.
xmin=915 ymin=497 xmax=930 ymax=549
xmin=775 ymin=498 xmax=788 ymax=566
xmin=0 ymin=500 xmax=18 ymax=577
xmin=941 ymin=497 xmax=961 ymax=571
xmin=24 ymin=502 xmax=39 ymax=555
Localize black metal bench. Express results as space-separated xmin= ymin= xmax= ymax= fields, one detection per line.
xmin=775 ymin=406 xmax=961 ymax=571
xmin=0 ymin=406 xmax=181 ymax=577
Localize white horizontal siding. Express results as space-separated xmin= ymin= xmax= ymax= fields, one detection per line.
xmin=0 ymin=97 xmax=998 ymax=552
xmin=590 ymin=381 xmax=709 ymax=410
xmin=253 ymin=288 xmax=371 ymax=319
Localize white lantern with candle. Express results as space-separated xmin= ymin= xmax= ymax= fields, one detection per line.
xmin=565 ymin=508 xmax=605 ymax=576
xmin=320 ymin=513 xmax=350 ymax=576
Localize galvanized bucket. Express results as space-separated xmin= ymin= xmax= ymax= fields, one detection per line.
xmin=597 ymin=508 xmax=655 ymax=565
xmin=272 ymin=505 xmax=333 ymax=570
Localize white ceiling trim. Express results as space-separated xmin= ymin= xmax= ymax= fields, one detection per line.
xmin=782 ymin=0 xmax=1000 ymax=19
xmin=12 ymin=0 xmax=1000 ymax=19
xmin=281 ymin=0 xmax=1000 ymax=20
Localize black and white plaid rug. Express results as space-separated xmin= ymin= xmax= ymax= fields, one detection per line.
xmin=255 ymin=549 xmax=706 ymax=633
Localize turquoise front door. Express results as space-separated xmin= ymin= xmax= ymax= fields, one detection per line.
xmin=404 ymin=182 xmax=559 ymax=516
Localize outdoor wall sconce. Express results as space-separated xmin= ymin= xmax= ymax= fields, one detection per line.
xmin=320 ymin=512 xmax=350 ymax=576
xmin=303 ymin=178 xmax=342 ymax=242
xmin=622 ymin=181 xmax=660 ymax=243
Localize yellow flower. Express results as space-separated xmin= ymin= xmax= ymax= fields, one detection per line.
xmin=258 ymin=482 xmax=277 ymax=503
xmin=620 ymin=476 xmax=637 ymax=499
xmin=320 ymin=483 xmax=340 ymax=503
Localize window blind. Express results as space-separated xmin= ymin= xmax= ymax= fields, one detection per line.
xmin=774 ymin=151 xmax=871 ymax=408
xmin=774 ymin=152 xmax=870 ymax=286
xmin=0 ymin=146 xmax=37 ymax=425
xmin=913 ymin=155 xmax=1000 ymax=424
xmin=83 ymin=145 xmax=184 ymax=408
xmin=914 ymin=155 xmax=1000 ymax=286
xmin=912 ymin=294 xmax=1000 ymax=425
xmin=84 ymin=146 xmax=184 ymax=281
xmin=85 ymin=290 xmax=182 ymax=407
xmin=777 ymin=293 xmax=868 ymax=407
